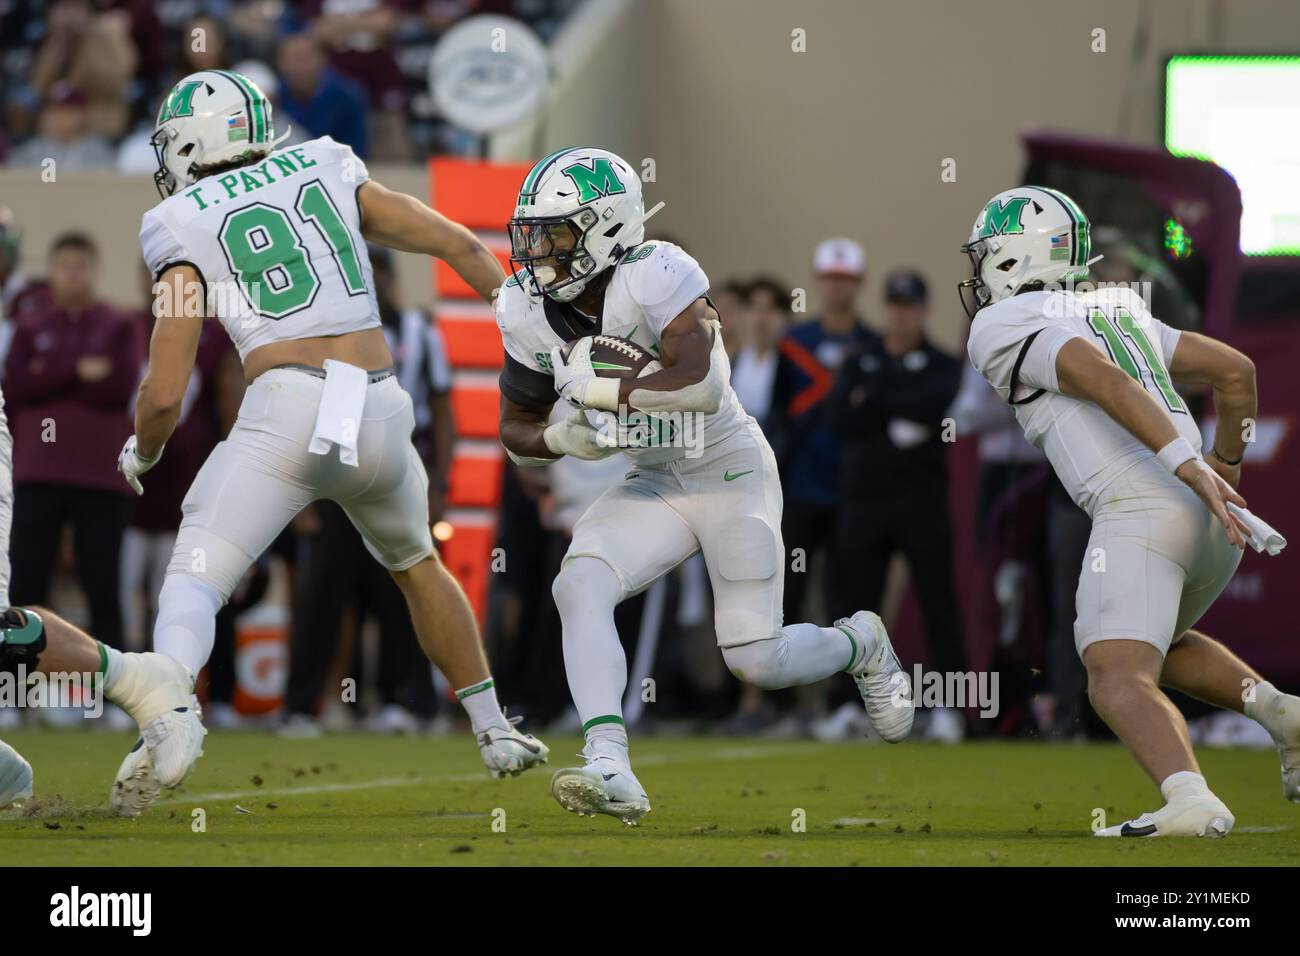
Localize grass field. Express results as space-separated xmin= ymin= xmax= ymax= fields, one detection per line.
xmin=2 ymin=730 xmax=1296 ymax=866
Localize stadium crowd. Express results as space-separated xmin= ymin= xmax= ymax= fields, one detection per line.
xmin=0 ymin=0 xmax=578 ymax=166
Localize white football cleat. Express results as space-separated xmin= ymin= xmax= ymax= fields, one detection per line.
xmin=0 ymin=739 xmax=33 ymax=807
xmin=111 ymin=699 xmax=207 ymax=817
xmin=840 ymin=610 xmax=914 ymax=743
xmin=107 ymin=652 xmax=207 ymax=817
xmin=477 ymin=711 xmax=549 ymax=779
xmin=110 ymin=736 xmax=160 ymax=817
xmin=1263 ymin=694 xmax=1300 ymax=803
xmin=550 ymin=751 xmax=650 ymax=826
xmin=1281 ymin=743 xmax=1300 ymax=804
xmin=1096 ymin=791 xmax=1235 ymax=838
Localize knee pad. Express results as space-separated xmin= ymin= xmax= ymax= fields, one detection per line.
xmin=712 ymin=515 xmax=781 ymax=648
xmin=552 ymin=556 xmax=622 ymax=616
xmin=166 ymin=528 xmax=250 ymax=602
xmin=722 ymin=638 xmax=786 ymax=689
xmin=0 ymin=608 xmax=45 ymax=676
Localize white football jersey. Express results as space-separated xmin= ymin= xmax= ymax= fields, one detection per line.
xmin=968 ymin=286 xmax=1197 ymax=514
xmin=495 ymin=241 xmax=750 ymax=464
xmin=140 ymin=136 xmax=378 ymax=361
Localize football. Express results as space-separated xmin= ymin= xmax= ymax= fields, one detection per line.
xmin=570 ymin=334 xmax=660 ymax=380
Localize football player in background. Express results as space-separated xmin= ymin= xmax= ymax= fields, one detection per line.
xmin=963 ymin=186 xmax=1298 ymax=837
xmin=112 ymin=70 xmax=549 ymax=814
xmin=496 ymin=147 xmax=913 ymax=826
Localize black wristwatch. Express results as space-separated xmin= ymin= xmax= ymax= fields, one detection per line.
xmin=1211 ymin=447 xmax=1242 ymax=467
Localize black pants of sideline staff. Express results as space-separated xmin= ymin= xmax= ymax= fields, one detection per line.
xmin=827 ymin=492 xmax=967 ymax=677
xmin=9 ymin=482 xmax=130 ymax=648
xmin=284 ymin=501 xmax=436 ymax=720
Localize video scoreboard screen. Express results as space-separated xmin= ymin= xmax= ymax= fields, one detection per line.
xmin=1165 ymin=54 xmax=1300 ymax=257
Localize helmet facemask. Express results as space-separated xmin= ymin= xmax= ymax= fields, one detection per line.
xmin=958 ymin=237 xmax=1030 ymax=320
xmin=508 ymin=206 xmax=605 ymax=302
xmin=150 ymin=125 xmax=187 ymax=198
xmin=957 ymin=238 xmax=991 ymax=320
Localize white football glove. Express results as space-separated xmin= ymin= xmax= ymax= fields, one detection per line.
xmin=117 ymin=436 xmax=163 ymax=495
xmin=550 ymin=341 xmax=620 ymax=411
xmin=543 ymin=410 xmax=621 ymax=461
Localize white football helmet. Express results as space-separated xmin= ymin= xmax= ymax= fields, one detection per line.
xmin=151 ymin=70 xmax=288 ymax=197
xmin=959 ymin=185 xmax=1100 ymax=319
xmin=508 ymin=147 xmax=663 ymax=302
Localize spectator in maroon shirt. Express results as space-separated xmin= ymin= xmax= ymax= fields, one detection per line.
xmin=4 ymin=232 xmax=142 ymax=650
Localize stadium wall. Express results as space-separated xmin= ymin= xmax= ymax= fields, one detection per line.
xmin=508 ymin=0 xmax=1300 ymax=351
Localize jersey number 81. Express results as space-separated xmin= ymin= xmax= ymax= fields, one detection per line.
xmin=218 ymin=179 xmax=367 ymax=320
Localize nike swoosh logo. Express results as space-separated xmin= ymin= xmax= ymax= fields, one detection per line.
xmin=1120 ymin=821 xmax=1158 ymax=837
xmin=601 ymin=773 xmax=617 ymax=781
xmin=723 ymin=470 xmax=754 ymax=482
xmin=479 ymin=732 xmax=541 ymax=754
xmin=591 ymin=362 xmax=634 ymax=371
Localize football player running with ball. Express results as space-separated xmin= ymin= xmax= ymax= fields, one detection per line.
xmin=111 ymin=71 xmax=548 ymax=814
xmin=963 ymin=186 xmax=1298 ymax=838
xmin=496 ymin=147 xmax=912 ymax=826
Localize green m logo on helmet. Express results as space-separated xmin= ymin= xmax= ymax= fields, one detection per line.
xmin=979 ymin=196 xmax=1031 ymax=238
xmin=158 ymin=80 xmax=204 ymax=125
xmin=561 ymin=158 xmax=627 ymax=204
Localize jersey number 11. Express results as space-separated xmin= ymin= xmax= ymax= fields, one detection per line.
xmin=1087 ymin=306 xmax=1188 ymax=414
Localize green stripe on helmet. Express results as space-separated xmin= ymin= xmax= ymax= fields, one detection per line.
xmin=1038 ymin=186 xmax=1090 ymax=267
xmin=519 ymin=147 xmax=575 ymax=204
xmin=219 ymin=70 xmax=267 ymax=143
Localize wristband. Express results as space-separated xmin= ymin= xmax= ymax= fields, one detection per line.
xmin=1156 ymin=436 xmax=1198 ymax=475
xmin=1211 ymin=447 xmax=1242 ymax=467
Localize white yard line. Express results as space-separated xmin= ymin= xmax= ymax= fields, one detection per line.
xmin=165 ymin=742 xmax=830 ymax=805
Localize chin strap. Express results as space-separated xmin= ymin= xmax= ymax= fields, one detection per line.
xmin=268 ymin=126 xmax=293 ymax=150
xmin=626 ymin=200 xmax=665 ymax=237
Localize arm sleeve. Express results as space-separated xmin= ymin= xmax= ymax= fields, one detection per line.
xmin=495 ymin=283 xmax=558 ymax=408
xmin=499 ymin=353 xmax=557 ymax=409
xmin=968 ymin=302 xmax=1081 ymax=400
xmin=628 ymin=244 xmax=711 ymax=336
